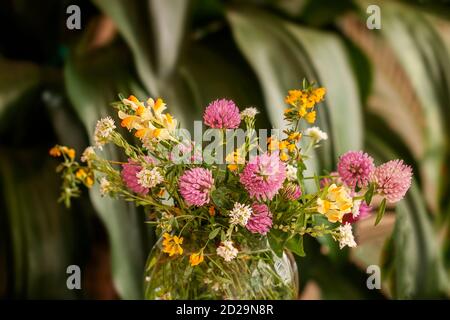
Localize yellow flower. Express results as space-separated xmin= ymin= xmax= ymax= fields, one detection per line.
xmin=305 ymin=111 xmax=316 ymax=124
xmin=118 ymin=95 xmax=177 ymax=143
xmin=67 ymin=149 xmax=75 ymax=160
xmin=76 ymin=169 xmax=94 ymax=188
xmin=278 ymin=140 xmax=289 ymax=150
xmin=284 ymin=90 xmax=302 ymax=106
xmin=317 ymin=184 xmax=353 ymax=223
xmin=298 ymin=106 xmax=307 ymax=117
xmin=287 ymin=143 xmax=296 ymax=153
xmin=288 ymin=132 xmax=302 ymax=142
xmin=189 ymin=251 xmax=204 ymax=266
xmin=313 ymin=87 xmax=326 ymax=102
xmin=52 ymin=145 xmax=76 ymax=160
xmin=317 ymin=198 xmax=331 ymax=215
xmin=162 ymin=233 xmax=183 ymax=257
xmin=268 ymin=137 xmax=279 ymax=151
xmin=76 ymin=169 xmax=87 ymax=180
xmin=85 ymin=176 xmax=94 ymax=188
xmin=49 ymin=146 xmax=61 ymax=157
xmin=226 ymin=150 xmax=244 ymax=172
xmin=280 ymin=152 xmax=289 ymax=162
xmin=304 ymin=99 xmax=315 ymax=109
xmin=120 ymin=115 xmax=141 ymax=131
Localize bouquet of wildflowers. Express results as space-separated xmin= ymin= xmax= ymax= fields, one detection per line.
xmin=52 ymin=80 xmax=412 ymax=299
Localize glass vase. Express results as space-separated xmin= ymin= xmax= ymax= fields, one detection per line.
xmin=144 ymin=232 xmax=298 ymax=300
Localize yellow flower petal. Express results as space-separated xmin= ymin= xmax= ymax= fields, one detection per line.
xmin=305 ymin=111 xmax=316 ymax=123
xmin=189 ymin=251 xmax=204 ymax=266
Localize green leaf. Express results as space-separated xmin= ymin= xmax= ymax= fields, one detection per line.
xmin=268 ymin=229 xmax=289 ymax=257
xmin=211 ymin=186 xmax=233 ymax=209
xmin=374 ymin=198 xmax=386 ymax=226
xmin=92 ymin=0 xmax=157 ymax=94
xmin=364 ymin=182 xmax=375 ymax=205
xmin=149 ymin=0 xmax=191 ymax=77
xmin=0 ymin=151 xmax=81 ymax=298
xmin=209 ymin=227 xmax=221 ymax=240
xmin=0 ymin=58 xmax=42 ymax=130
xmin=285 ymin=234 xmax=305 ymax=257
xmin=93 ymin=0 xmax=191 ymax=92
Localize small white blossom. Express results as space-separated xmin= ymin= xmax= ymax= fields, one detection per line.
xmin=240 ymin=107 xmax=259 ymax=120
xmin=229 ymin=202 xmax=252 ymax=227
xmin=305 ymin=126 xmax=328 ymax=143
xmin=99 ymin=177 xmax=111 ymax=196
xmin=352 ymin=199 xmax=361 ymax=218
xmin=216 ymin=240 xmax=239 ymax=262
xmin=81 ymin=146 xmax=96 ymax=163
xmin=211 ymin=283 xmax=220 ymax=291
xmin=94 ymin=116 xmax=116 ymax=149
xmin=136 ymin=167 xmax=164 ymax=189
xmin=286 ymin=164 xmax=298 ymax=182
xmin=338 ymin=223 xmax=357 ymax=249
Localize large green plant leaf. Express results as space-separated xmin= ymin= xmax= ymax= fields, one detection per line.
xmin=92 ymin=0 xmax=191 ymax=93
xmin=0 ymin=151 xmax=80 ymax=298
xmin=64 ymin=44 xmax=147 ymax=299
xmin=149 ymin=0 xmax=191 ymax=78
xmin=91 ymin=0 xmax=156 ymax=93
xmin=0 ymin=58 xmax=42 ymax=128
xmin=357 ymin=0 xmax=448 ymax=213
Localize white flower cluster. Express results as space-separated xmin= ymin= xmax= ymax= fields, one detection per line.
xmin=216 ymin=240 xmax=239 ymax=262
xmin=305 ymin=126 xmax=328 ymax=143
xmin=338 ymin=223 xmax=357 ymax=249
xmin=137 ymin=167 xmax=164 ymax=188
xmin=94 ymin=116 xmax=116 ymax=149
xmin=286 ymin=164 xmax=298 ymax=182
xmin=240 ymin=107 xmax=259 ymax=120
xmin=99 ymin=177 xmax=111 ymax=196
xmin=81 ymin=146 xmax=96 ymax=163
xmin=229 ymin=202 xmax=252 ymax=227
xmin=352 ymin=199 xmax=361 ymax=218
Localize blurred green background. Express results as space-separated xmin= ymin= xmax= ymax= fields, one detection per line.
xmin=1 ymin=0 xmax=449 ymax=299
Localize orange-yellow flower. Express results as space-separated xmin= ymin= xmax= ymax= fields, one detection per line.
xmin=268 ymin=137 xmax=279 ymax=151
xmin=49 ymin=146 xmax=61 ymax=157
xmin=317 ymin=184 xmax=353 ymax=223
xmin=60 ymin=146 xmax=76 ymax=160
xmin=298 ymin=106 xmax=307 ymax=117
xmin=189 ymin=251 xmax=204 ymax=266
xmin=287 ymin=144 xmax=296 ymax=153
xmin=280 ymin=152 xmax=289 ymax=162
xmin=76 ymin=168 xmax=87 ymax=180
xmin=288 ymin=132 xmax=302 ymax=142
xmin=162 ymin=233 xmax=183 ymax=256
xmin=226 ymin=150 xmax=244 ymax=172
xmin=85 ymin=176 xmax=94 ymax=188
xmin=278 ymin=140 xmax=289 ymax=150
xmin=305 ymin=111 xmax=316 ymax=124
xmin=285 ymin=87 xmax=326 ymax=108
